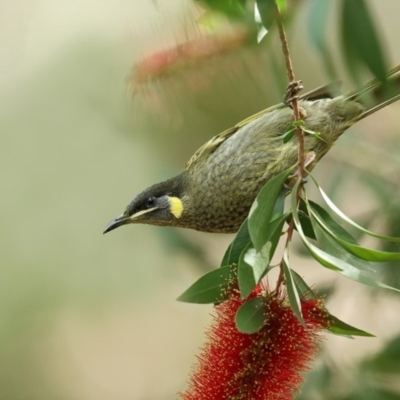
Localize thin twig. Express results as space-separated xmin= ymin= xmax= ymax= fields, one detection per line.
xmin=274 ymin=3 xmax=305 ymax=290
xmin=275 ymin=6 xmax=305 ymax=176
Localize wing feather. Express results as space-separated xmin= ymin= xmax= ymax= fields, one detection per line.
xmin=185 ymin=82 xmax=340 ymax=170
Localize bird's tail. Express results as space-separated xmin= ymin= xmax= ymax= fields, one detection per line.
xmin=345 ymin=64 xmax=400 ymax=121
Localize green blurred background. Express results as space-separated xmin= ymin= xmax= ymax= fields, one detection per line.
xmin=1 ymin=0 xmax=400 ymax=399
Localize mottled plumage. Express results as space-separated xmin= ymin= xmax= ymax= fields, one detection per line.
xmin=104 ymin=65 xmax=400 ymax=234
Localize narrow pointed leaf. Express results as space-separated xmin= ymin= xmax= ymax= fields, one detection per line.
xmin=200 ymin=0 xmax=245 ymax=19
xmin=275 ymin=0 xmax=286 ymax=13
xmin=271 ymin=189 xmax=286 ymax=219
xmin=221 ymin=243 xmax=233 ymax=268
xmin=238 ymin=213 xmax=288 ymax=298
xmin=290 ymin=269 xmax=317 ymax=300
xmin=256 ymin=212 xmax=288 ymax=281
xmin=235 ymin=297 xmax=266 ymax=334
xmin=177 ymin=265 xmax=235 ymax=304
xmin=298 ymin=199 xmax=316 ymax=240
xmin=221 ymin=219 xmax=251 ymax=266
xmin=310 ymin=222 xmax=400 ymax=292
xmin=283 ymin=254 xmax=303 ymax=323
xmin=291 ymin=187 xmax=400 ymax=293
xmin=341 ymin=0 xmax=387 ymax=81
xmin=311 ymin=206 xmax=400 ymax=262
xmin=308 ymin=0 xmax=337 ymax=79
xmin=256 ymin=0 xmax=277 ymax=30
xmin=238 ymin=242 xmax=258 ymax=298
xmin=238 ymin=242 xmax=275 ymax=299
xmin=308 ymin=0 xmax=330 ymax=52
xmin=309 ymin=201 xmax=357 ymax=243
xmin=328 ymin=314 xmax=374 ymax=337
xmin=249 ymin=167 xmax=292 ymax=251
xmin=317 ymin=183 xmax=400 ymax=243
xmin=307 ymin=204 xmax=375 ymax=272
xmin=283 ymin=128 xmax=296 ymax=143
xmin=274 ymin=127 xmax=298 ymax=143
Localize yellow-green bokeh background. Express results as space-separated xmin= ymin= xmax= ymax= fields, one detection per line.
xmin=2 ymin=1 xmax=400 ymax=399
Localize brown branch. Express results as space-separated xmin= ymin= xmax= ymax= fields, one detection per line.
xmin=275 ymin=5 xmax=305 ymax=176
xmin=274 ymin=3 xmax=305 ymax=291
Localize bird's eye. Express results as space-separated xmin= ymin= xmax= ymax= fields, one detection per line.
xmin=145 ymin=196 xmax=156 ymax=208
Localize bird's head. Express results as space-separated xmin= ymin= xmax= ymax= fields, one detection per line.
xmin=103 ymin=174 xmax=186 ymax=234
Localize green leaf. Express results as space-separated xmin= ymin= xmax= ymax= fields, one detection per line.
xmin=221 ymin=219 xmax=251 ymax=266
xmin=290 ymin=269 xmax=317 ymax=300
xmin=298 ymin=199 xmax=316 ymax=240
xmin=221 ymin=243 xmax=233 ymax=268
xmin=308 ymin=0 xmax=330 ymax=52
xmin=271 ymin=189 xmax=286 ymax=220
xmin=317 ymin=181 xmax=400 ymax=243
xmin=307 ymin=203 xmax=375 ymax=272
xmin=291 ymin=184 xmax=400 ymax=293
xmin=249 ymin=167 xmax=292 ymax=251
xmin=302 ymin=128 xmax=323 ymax=141
xmin=238 ymin=242 xmax=258 ymax=298
xmin=309 ymin=201 xmax=357 ymax=243
xmin=256 ymin=0 xmax=277 ymax=30
xmin=283 ymin=254 xmax=303 ymax=323
xmin=274 ymin=0 xmax=286 ymax=13
xmin=328 ymin=314 xmax=374 ymax=337
xmin=309 ymin=224 xmax=400 ymax=292
xmin=307 ymin=0 xmax=337 ymax=79
xmin=177 ymin=265 xmax=235 ymax=304
xmin=311 ymin=206 xmax=400 ymax=262
xmin=261 ymin=212 xmax=288 ymax=275
xmin=235 ymin=297 xmax=266 ymax=334
xmin=341 ymin=0 xmax=388 ymax=82
xmin=274 ymin=127 xmax=295 ymax=143
xmin=238 ymin=213 xmax=288 ymax=298
xmin=283 ymin=129 xmax=296 ymax=143
xmin=199 ymin=0 xmax=246 ymax=19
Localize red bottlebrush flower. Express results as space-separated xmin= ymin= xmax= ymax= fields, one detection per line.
xmin=127 ymin=26 xmax=269 ymax=125
xmin=130 ymin=27 xmax=253 ymax=90
xmin=179 ymin=288 xmax=329 ymax=400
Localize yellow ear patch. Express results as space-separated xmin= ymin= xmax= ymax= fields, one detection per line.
xmin=168 ymin=196 xmax=183 ymax=219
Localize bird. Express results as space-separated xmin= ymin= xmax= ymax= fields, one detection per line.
xmin=104 ymin=65 xmax=400 ymax=235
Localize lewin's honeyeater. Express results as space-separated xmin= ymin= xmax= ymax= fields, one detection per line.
xmin=104 ymin=65 xmax=400 ymax=235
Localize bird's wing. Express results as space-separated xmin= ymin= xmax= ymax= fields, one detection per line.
xmin=185 ymin=125 xmax=238 ymax=170
xmin=185 ymin=83 xmax=339 ymax=170
xmin=185 ymin=102 xmax=288 ymax=170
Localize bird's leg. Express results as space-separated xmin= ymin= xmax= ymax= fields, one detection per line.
xmin=283 ymin=80 xmax=303 ymax=105
xmin=283 ymin=80 xmax=307 ymax=119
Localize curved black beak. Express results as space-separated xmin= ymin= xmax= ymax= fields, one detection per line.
xmin=103 ymin=214 xmax=130 ymax=234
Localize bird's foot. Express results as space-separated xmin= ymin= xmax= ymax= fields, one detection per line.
xmin=283 ymin=80 xmax=304 ymax=106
